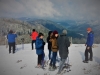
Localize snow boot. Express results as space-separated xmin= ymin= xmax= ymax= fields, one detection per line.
xmin=83 ymin=60 xmax=88 ymax=63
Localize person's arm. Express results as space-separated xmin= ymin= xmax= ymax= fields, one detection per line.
xmin=36 ymin=40 xmax=43 ymax=49
xmin=66 ymin=37 xmax=70 ymax=47
xmin=47 ymin=37 xmax=50 ymax=43
xmin=88 ymin=33 xmax=94 ymax=47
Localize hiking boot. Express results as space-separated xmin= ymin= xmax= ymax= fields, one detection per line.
xmin=89 ymin=59 xmax=93 ymax=61
xmin=83 ymin=60 xmax=88 ymax=63
xmin=49 ymin=64 xmax=52 ymax=70
xmin=53 ymin=66 xmax=57 ymax=69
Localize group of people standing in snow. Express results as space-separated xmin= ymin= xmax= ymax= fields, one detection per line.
xmin=7 ymin=27 xmax=94 ymax=74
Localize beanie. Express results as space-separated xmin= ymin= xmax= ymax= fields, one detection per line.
xmin=62 ymin=29 xmax=67 ymax=34
xmin=53 ymin=30 xmax=58 ymax=35
xmin=87 ymin=28 xmax=92 ymax=31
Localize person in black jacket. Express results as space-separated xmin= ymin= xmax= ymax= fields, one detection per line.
xmin=57 ymin=29 xmax=70 ymax=74
xmin=47 ymin=31 xmax=53 ymax=60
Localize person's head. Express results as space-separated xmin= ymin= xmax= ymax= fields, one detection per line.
xmin=62 ymin=29 xmax=67 ymax=35
xmin=48 ymin=31 xmax=53 ymax=36
xmin=38 ymin=33 xmax=44 ymax=39
xmin=9 ymin=30 xmax=13 ymax=34
xmin=53 ymin=30 xmax=58 ymax=37
xmin=87 ymin=28 xmax=92 ymax=33
xmin=32 ymin=29 xmax=35 ymax=32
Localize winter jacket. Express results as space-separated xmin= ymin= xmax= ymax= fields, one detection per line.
xmin=47 ymin=36 xmax=52 ymax=50
xmin=86 ymin=31 xmax=94 ymax=47
xmin=50 ymin=37 xmax=58 ymax=52
xmin=57 ymin=33 xmax=70 ymax=59
xmin=47 ymin=31 xmax=52 ymax=50
xmin=7 ymin=33 xmax=17 ymax=43
xmin=35 ymin=37 xmax=45 ymax=55
xmin=31 ymin=31 xmax=38 ymax=40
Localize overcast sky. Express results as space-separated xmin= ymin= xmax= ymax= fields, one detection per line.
xmin=0 ymin=0 xmax=100 ymax=21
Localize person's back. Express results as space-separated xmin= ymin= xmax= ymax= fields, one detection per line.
xmin=57 ymin=29 xmax=70 ymax=74
xmin=7 ymin=33 xmax=17 ymax=43
xmin=57 ymin=33 xmax=70 ymax=59
xmin=31 ymin=31 xmax=38 ymax=40
xmin=7 ymin=30 xmax=17 ymax=54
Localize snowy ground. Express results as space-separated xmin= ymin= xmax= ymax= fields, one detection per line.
xmin=0 ymin=43 xmax=100 ymax=75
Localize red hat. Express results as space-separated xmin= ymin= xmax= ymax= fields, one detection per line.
xmin=87 ymin=28 xmax=92 ymax=31
xmin=53 ymin=30 xmax=58 ymax=35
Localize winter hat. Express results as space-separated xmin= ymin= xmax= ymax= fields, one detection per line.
xmin=87 ymin=28 xmax=92 ymax=31
xmin=62 ymin=29 xmax=67 ymax=34
xmin=53 ymin=30 xmax=58 ymax=35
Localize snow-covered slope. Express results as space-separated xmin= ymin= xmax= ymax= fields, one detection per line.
xmin=0 ymin=44 xmax=100 ymax=75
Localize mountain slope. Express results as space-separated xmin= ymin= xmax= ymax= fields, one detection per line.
xmin=0 ymin=18 xmax=49 ymax=45
xmin=27 ymin=19 xmax=84 ymax=38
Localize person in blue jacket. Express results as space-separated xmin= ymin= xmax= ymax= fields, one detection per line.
xmin=35 ymin=33 xmax=45 ymax=68
xmin=83 ymin=28 xmax=94 ymax=63
xmin=7 ymin=30 xmax=17 ymax=54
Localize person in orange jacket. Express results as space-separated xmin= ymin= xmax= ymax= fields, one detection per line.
xmin=30 ymin=29 xmax=38 ymax=50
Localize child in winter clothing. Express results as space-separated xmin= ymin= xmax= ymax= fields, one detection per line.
xmin=49 ymin=30 xmax=59 ymax=71
xmin=7 ymin=30 xmax=17 ymax=54
xmin=35 ymin=33 xmax=45 ymax=68
xmin=83 ymin=28 xmax=94 ymax=63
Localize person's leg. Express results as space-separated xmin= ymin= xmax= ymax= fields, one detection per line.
xmin=50 ymin=51 xmax=54 ymax=66
xmin=9 ymin=43 xmax=11 ymax=53
xmin=84 ymin=47 xmax=89 ymax=62
xmin=89 ymin=47 xmax=93 ymax=61
xmin=53 ymin=52 xmax=57 ymax=68
xmin=31 ymin=40 xmax=34 ymax=50
xmin=49 ymin=50 xmax=51 ymax=60
xmin=12 ymin=42 xmax=15 ymax=53
xmin=41 ymin=54 xmax=45 ymax=68
xmin=34 ymin=40 xmax=36 ymax=49
xmin=57 ymin=58 xmax=66 ymax=74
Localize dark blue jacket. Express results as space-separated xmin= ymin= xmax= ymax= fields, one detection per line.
xmin=35 ymin=37 xmax=45 ymax=55
xmin=86 ymin=31 xmax=94 ymax=47
xmin=7 ymin=33 xmax=17 ymax=43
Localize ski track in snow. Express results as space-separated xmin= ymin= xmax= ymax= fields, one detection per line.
xmin=0 ymin=43 xmax=100 ymax=75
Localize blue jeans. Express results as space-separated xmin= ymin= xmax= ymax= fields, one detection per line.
xmin=48 ymin=50 xmax=52 ymax=60
xmin=50 ymin=52 xmax=57 ymax=66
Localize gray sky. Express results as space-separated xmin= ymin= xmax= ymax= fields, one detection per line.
xmin=0 ymin=0 xmax=100 ymax=21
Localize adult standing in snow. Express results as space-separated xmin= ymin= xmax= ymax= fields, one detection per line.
xmin=47 ymin=31 xmax=53 ymax=60
xmin=30 ymin=29 xmax=38 ymax=50
xmin=35 ymin=33 xmax=45 ymax=68
xmin=49 ymin=30 xmax=59 ymax=71
xmin=83 ymin=28 xmax=94 ymax=63
xmin=7 ymin=30 xmax=17 ymax=54
xmin=57 ymin=30 xmax=70 ymax=74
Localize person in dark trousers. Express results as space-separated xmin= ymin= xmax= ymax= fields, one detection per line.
xmin=30 ymin=29 xmax=38 ymax=50
xmin=35 ymin=33 xmax=45 ymax=68
xmin=57 ymin=30 xmax=70 ymax=74
xmin=7 ymin=30 xmax=17 ymax=54
xmin=47 ymin=31 xmax=53 ymax=60
xmin=83 ymin=28 xmax=94 ymax=63
xmin=49 ymin=30 xmax=59 ymax=71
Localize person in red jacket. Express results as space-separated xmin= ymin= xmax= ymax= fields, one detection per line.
xmin=30 ymin=29 xmax=38 ymax=50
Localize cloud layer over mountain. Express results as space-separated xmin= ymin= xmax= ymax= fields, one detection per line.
xmin=0 ymin=0 xmax=100 ymax=21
